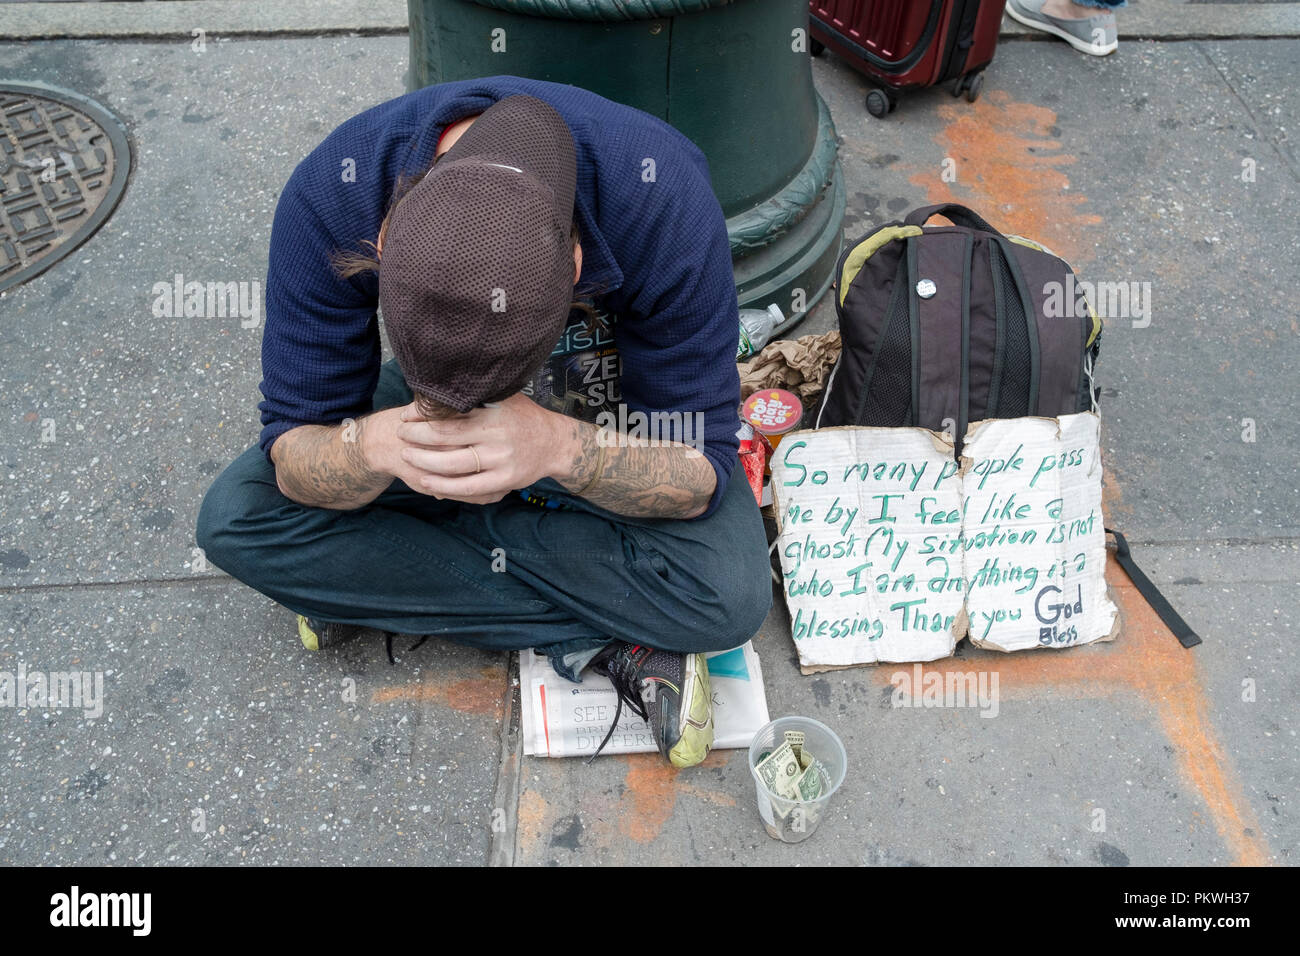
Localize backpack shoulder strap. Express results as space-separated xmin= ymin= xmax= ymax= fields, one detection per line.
xmin=1107 ymin=528 xmax=1202 ymax=648
xmin=837 ymin=224 xmax=922 ymax=309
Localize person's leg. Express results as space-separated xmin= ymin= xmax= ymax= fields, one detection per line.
xmin=489 ymin=455 xmax=773 ymax=767
xmin=197 ymin=359 xmax=772 ymax=671
xmin=461 ymin=457 xmax=774 ymax=678
xmin=1007 ymin=0 xmax=1120 ymax=55
xmin=196 ymin=441 xmax=591 ymax=642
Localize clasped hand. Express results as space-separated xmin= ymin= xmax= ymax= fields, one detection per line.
xmin=389 ymin=392 xmax=569 ymax=505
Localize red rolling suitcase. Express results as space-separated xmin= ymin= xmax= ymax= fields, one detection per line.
xmin=808 ymin=0 xmax=1007 ymax=117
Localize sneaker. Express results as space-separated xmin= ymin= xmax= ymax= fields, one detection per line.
xmin=587 ymin=642 xmax=714 ymax=768
xmin=297 ymin=614 xmax=428 ymax=664
xmin=1006 ymin=0 xmax=1118 ymax=56
xmin=296 ymin=614 xmax=366 ymax=652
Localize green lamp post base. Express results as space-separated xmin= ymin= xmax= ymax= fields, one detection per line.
xmin=408 ymin=0 xmax=845 ymax=336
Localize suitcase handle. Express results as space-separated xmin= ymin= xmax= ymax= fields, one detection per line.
xmin=904 ymin=203 xmax=1001 ymax=235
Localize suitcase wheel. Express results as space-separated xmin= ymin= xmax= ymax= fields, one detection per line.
xmin=810 ymin=37 xmax=825 ymax=57
xmin=866 ymin=88 xmax=897 ymax=118
xmin=951 ymin=72 xmax=985 ymax=103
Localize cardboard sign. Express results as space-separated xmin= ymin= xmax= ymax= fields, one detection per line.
xmin=771 ymin=413 xmax=1118 ymax=668
xmin=772 ymin=426 xmax=965 ymax=666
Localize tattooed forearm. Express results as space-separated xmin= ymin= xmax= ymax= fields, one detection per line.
xmin=556 ymin=419 xmax=716 ymax=519
xmin=271 ymin=417 xmax=390 ymax=510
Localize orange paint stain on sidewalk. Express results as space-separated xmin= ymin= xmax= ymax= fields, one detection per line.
xmin=515 ymin=788 xmax=550 ymax=857
xmin=1101 ymin=467 xmax=1130 ymax=521
xmin=909 ymin=89 xmax=1101 ymax=264
xmin=616 ymin=750 xmax=733 ymax=844
xmin=875 ymin=554 xmax=1270 ymax=865
xmin=514 ymin=750 xmax=739 ymax=860
xmin=370 ymin=666 xmax=504 ymax=716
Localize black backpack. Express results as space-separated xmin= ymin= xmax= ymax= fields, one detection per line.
xmin=817 ymin=203 xmax=1100 ymax=454
xmin=813 ymin=202 xmax=1200 ymax=649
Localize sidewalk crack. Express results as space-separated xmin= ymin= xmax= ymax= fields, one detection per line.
xmin=1195 ymin=40 xmax=1298 ymax=183
xmin=487 ymin=652 xmax=523 ymax=867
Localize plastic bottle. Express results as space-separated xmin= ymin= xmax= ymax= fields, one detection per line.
xmin=737 ymin=303 xmax=785 ymax=359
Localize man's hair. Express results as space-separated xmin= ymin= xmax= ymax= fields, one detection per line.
xmin=412 ymin=390 xmax=461 ymax=421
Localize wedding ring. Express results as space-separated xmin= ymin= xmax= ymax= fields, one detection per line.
xmin=470 ymin=444 xmax=482 ymax=474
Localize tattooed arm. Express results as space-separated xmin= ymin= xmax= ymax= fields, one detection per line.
xmin=270 ymin=407 xmax=432 ymax=510
xmin=390 ymin=394 xmax=714 ymax=519
xmin=274 ymin=398 xmax=716 ymax=518
xmin=552 ymin=417 xmax=716 ymax=520
xmin=270 ymin=416 xmax=387 ymax=510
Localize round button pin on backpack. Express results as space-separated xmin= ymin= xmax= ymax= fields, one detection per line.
xmin=916 ymin=279 xmax=937 ymax=298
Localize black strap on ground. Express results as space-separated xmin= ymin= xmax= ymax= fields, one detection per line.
xmin=1106 ymin=528 xmax=1202 ymax=648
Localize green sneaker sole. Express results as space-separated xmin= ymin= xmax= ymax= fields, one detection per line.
xmin=297 ymin=614 xmax=323 ymax=651
xmin=666 ymin=653 xmax=715 ymax=769
xmin=297 ymin=614 xmax=369 ymax=652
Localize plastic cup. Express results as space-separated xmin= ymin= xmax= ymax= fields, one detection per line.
xmin=748 ymin=716 xmax=847 ymax=843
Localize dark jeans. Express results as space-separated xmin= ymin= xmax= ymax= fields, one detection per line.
xmin=195 ymin=359 xmax=773 ymax=681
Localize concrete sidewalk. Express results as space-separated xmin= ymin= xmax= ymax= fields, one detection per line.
xmin=0 ymin=20 xmax=1296 ymax=864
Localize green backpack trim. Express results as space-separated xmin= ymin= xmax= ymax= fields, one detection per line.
xmin=837 ymin=224 xmax=923 ymax=309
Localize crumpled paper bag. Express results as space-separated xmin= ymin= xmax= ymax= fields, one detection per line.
xmin=738 ymin=329 xmax=841 ymax=404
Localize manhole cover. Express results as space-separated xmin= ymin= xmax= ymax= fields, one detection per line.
xmin=0 ymin=81 xmax=131 ymax=293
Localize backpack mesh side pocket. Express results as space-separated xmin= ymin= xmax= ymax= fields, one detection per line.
xmin=859 ymin=263 xmax=914 ymax=426
xmin=992 ymin=242 xmax=1031 ymax=418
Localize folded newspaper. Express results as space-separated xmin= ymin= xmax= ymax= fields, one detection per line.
xmin=520 ymin=642 xmax=770 ymax=758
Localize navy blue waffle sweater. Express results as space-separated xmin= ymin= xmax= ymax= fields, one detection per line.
xmin=259 ymin=75 xmax=742 ymax=519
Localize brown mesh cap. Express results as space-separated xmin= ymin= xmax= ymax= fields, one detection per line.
xmin=378 ymin=95 xmax=578 ymax=412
